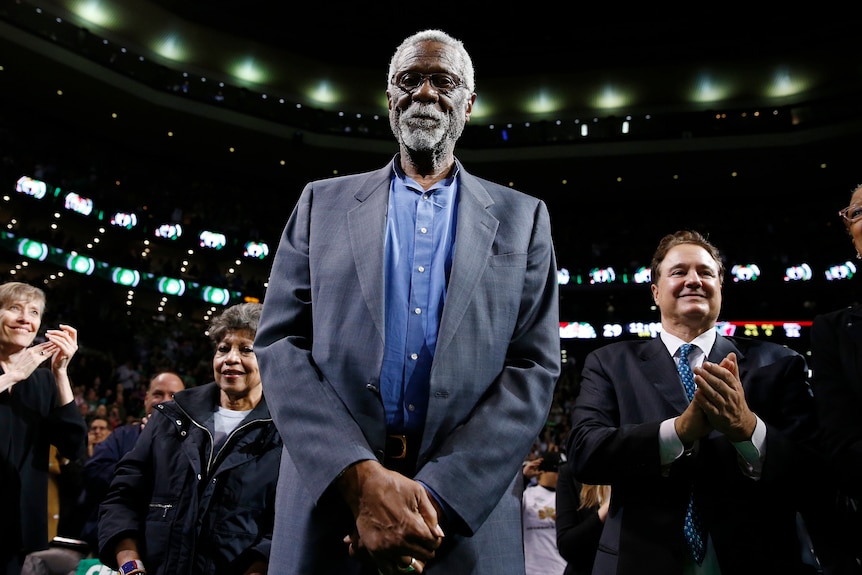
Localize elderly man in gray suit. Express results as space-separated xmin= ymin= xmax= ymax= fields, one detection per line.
xmin=254 ymin=28 xmax=560 ymax=575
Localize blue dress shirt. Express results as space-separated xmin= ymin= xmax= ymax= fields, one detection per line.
xmin=381 ymin=160 xmax=457 ymax=434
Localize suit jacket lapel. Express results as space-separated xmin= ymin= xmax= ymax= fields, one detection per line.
xmin=347 ymin=165 xmax=391 ymax=340
xmin=709 ymin=335 xmax=746 ymax=382
xmin=436 ymin=164 xmax=499 ymax=354
xmin=641 ymin=337 xmax=691 ymax=413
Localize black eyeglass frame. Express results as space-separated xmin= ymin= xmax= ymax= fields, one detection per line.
xmin=391 ymin=71 xmax=465 ymax=95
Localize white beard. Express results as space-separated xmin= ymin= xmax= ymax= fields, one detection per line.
xmin=393 ymin=105 xmax=450 ymax=152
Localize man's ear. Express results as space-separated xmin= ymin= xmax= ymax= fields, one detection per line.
xmin=464 ymin=92 xmax=476 ymax=122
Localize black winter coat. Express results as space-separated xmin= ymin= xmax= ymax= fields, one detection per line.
xmin=97 ymin=382 xmax=282 ymax=575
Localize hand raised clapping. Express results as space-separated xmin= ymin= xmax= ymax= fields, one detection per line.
xmin=0 ymin=342 xmax=53 ymax=393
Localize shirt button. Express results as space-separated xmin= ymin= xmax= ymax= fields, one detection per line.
xmin=420 ymin=227 xmax=427 ymax=234
xmin=408 ymin=404 xmax=415 ymax=412
xmin=417 ymin=266 xmax=425 ymax=272
xmin=414 ymin=308 xmax=421 ymax=314
xmin=410 ymin=353 xmax=418 ymax=360
xmin=422 ymin=193 xmax=429 ymax=200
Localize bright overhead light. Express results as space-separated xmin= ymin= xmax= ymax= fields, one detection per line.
xmin=152 ymin=33 xmax=186 ymax=62
xmin=766 ymin=66 xmax=809 ymax=98
xmin=691 ymin=72 xmax=731 ymax=103
xmin=592 ymin=85 xmax=628 ymax=110
xmin=525 ymin=89 xmax=560 ymax=114
xmin=231 ymin=57 xmax=266 ymax=84
xmin=307 ymin=80 xmax=338 ymax=104
xmin=71 ymin=0 xmax=113 ymax=27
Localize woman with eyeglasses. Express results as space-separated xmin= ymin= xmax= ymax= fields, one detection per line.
xmin=808 ymin=182 xmax=862 ymax=571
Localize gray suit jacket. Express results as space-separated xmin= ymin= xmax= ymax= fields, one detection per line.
xmin=255 ymin=158 xmax=561 ymax=574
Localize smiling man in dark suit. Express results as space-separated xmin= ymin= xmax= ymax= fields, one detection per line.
xmin=567 ymin=230 xmax=827 ymax=575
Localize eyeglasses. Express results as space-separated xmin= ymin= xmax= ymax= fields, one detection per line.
xmin=393 ymin=72 xmax=464 ymax=95
xmin=839 ymin=204 xmax=862 ymax=223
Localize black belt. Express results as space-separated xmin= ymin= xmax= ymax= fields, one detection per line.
xmin=384 ymin=433 xmax=421 ymax=474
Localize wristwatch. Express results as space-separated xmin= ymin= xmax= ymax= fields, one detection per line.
xmin=118 ymin=559 xmax=146 ymax=575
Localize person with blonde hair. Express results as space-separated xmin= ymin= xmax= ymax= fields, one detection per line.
xmin=0 ymin=281 xmax=85 ymax=575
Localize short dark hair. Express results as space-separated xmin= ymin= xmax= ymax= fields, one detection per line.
xmin=87 ymin=414 xmax=110 ymax=428
xmin=649 ymin=230 xmax=725 ymax=287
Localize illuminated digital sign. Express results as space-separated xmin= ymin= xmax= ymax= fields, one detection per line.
xmin=560 ymin=320 xmax=812 ymax=340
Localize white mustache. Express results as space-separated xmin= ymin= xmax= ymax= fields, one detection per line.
xmin=401 ymin=104 xmax=445 ymax=123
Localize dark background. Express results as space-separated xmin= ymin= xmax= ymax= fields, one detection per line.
xmin=2 ymin=3 xmax=861 ymax=370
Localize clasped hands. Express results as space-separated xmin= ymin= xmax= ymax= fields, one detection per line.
xmin=338 ymin=460 xmax=445 ymax=574
xmin=675 ymin=351 xmax=757 ymax=445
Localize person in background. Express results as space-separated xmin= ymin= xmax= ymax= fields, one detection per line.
xmin=522 ymin=451 xmax=567 ymax=575
xmin=555 ymin=461 xmax=609 ymax=575
xmin=254 ymin=28 xmax=560 ymax=575
xmin=112 ymin=359 xmax=140 ymax=398
xmin=75 ymin=372 xmax=185 ymax=552
xmin=84 ymin=415 xmax=112 ymax=458
xmin=59 ymin=415 xmax=112 ymax=535
xmin=522 ymin=454 xmax=543 ymax=488
xmin=0 ymin=281 xmax=85 ymax=575
xmin=807 ymin=183 xmax=862 ymax=570
xmin=98 ymin=303 xmax=281 ymax=575
xmin=567 ymin=230 xmax=828 ymax=574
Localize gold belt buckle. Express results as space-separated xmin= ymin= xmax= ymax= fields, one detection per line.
xmin=388 ymin=434 xmax=407 ymax=459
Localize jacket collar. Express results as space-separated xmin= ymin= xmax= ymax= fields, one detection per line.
xmin=170 ymin=381 xmax=271 ymax=423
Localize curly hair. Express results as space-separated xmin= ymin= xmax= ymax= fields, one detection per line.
xmin=207 ymin=302 xmax=262 ymax=344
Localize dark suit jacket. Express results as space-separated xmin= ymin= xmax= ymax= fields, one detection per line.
xmin=567 ymin=335 xmax=819 ymax=575
xmin=555 ymin=462 xmax=603 ymax=575
xmin=254 ymin=159 xmax=561 ymax=574
xmin=77 ymin=423 xmax=142 ymax=549
xmin=809 ymin=306 xmax=862 ymax=569
xmin=810 ymin=305 xmax=862 ymax=497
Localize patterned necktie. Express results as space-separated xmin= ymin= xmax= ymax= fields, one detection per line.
xmin=678 ymin=343 xmax=706 ymax=565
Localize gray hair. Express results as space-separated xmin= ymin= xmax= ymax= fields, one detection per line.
xmin=387 ymin=29 xmax=475 ymax=93
xmin=207 ymin=302 xmax=262 ymax=344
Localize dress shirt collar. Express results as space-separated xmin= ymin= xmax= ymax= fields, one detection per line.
xmin=391 ymin=155 xmax=459 ymax=198
xmin=660 ymin=327 xmax=717 ymax=361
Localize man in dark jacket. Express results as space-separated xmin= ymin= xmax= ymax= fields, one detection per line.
xmin=78 ymin=372 xmax=184 ymax=550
